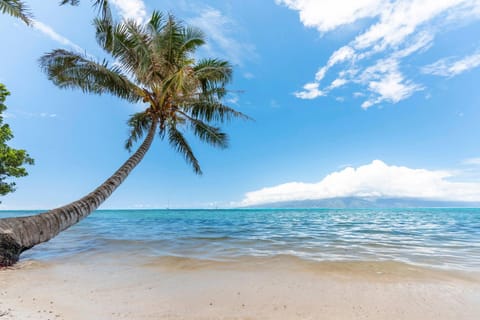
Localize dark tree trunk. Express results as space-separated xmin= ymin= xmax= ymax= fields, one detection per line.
xmin=0 ymin=120 xmax=157 ymax=267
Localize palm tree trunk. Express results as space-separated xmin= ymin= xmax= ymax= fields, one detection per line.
xmin=0 ymin=119 xmax=157 ymax=267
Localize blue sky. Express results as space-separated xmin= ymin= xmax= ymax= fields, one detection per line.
xmin=1 ymin=0 xmax=480 ymax=209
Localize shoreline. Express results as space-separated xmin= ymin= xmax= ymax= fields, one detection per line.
xmin=1 ymin=255 xmax=479 ymax=319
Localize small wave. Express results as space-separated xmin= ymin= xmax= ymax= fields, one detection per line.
xmin=6 ymin=208 xmax=479 ymax=272
xmin=139 ymin=254 xmax=479 ymax=282
xmin=178 ymin=236 xmax=234 ymax=241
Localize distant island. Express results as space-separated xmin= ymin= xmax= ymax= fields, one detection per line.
xmin=245 ymin=197 xmax=480 ymax=209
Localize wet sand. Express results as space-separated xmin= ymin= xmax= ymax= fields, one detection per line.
xmin=1 ymin=255 xmax=479 ymax=319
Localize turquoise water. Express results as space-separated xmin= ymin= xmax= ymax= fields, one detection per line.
xmin=1 ymin=209 xmax=479 ymax=270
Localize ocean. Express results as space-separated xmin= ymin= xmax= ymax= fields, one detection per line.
xmin=1 ymin=208 xmax=479 ymax=271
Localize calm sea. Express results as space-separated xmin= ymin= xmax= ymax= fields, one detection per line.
xmin=1 ymin=209 xmax=479 ymax=271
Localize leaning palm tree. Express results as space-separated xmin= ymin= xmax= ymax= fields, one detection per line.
xmin=0 ymin=12 xmax=248 ymax=267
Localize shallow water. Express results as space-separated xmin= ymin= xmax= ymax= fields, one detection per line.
xmin=1 ymin=208 xmax=479 ymax=271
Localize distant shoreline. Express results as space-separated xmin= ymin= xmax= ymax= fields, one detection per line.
xmin=1 ymin=206 xmax=480 ymax=211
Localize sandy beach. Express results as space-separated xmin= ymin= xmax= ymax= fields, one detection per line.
xmin=1 ymin=255 xmax=479 ymax=320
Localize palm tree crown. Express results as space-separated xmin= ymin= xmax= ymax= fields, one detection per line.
xmin=40 ymin=11 xmax=248 ymax=174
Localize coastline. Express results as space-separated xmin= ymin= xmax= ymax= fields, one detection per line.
xmin=1 ymin=255 xmax=479 ymax=320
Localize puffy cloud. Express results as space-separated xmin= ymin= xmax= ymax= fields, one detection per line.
xmin=276 ymin=0 xmax=480 ymax=108
xmin=329 ymin=78 xmax=348 ymax=89
xmin=294 ymin=82 xmax=324 ymax=99
xmin=111 ymin=0 xmax=147 ymax=23
xmin=422 ymin=52 xmax=480 ymax=77
xmin=360 ymin=58 xmax=422 ymax=108
xmin=240 ymin=160 xmax=480 ymax=206
xmin=275 ymin=0 xmax=386 ymax=32
xmin=352 ymin=0 xmax=466 ymax=50
xmin=329 ymin=46 xmax=356 ymax=66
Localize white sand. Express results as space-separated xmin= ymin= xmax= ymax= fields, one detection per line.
xmin=1 ymin=255 xmax=479 ymax=319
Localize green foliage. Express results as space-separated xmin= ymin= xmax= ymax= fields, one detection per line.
xmin=60 ymin=0 xmax=111 ymax=21
xmin=39 ymin=49 xmax=142 ymax=103
xmin=40 ymin=12 xmax=249 ymax=175
xmin=0 ymin=0 xmax=32 ymax=25
xmin=0 ymin=84 xmax=34 ymax=197
xmin=0 ymin=0 xmax=111 ymax=25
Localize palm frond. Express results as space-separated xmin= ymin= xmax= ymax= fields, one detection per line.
xmin=125 ymin=112 xmax=152 ymax=151
xmin=158 ymin=14 xmax=187 ymax=68
xmin=39 ymin=49 xmax=142 ymax=102
xmin=92 ymin=0 xmax=111 ymax=21
xmin=60 ymin=0 xmax=112 ymax=21
xmin=103 ymin=20 xmax=159 ymax=85
xmin=167 ymin=124 xmax=202 ymax=174
xmin=147 ymin=10 xmax=164 ymax=35
xmin=0 ymin=0 xmax=32 ymax=25
xmin=187 ymin=116 xmax=228 ymax=149
xmin=94 ymin=16 xmax=114 ymax=52
xmin=184 ymin=100 xmax=251 ymax=123
xmin=95 ymin=20 xmax=130 ymax=56
xmin=178 ymin=26 xmax=205 ymax=56
xmin=59 ymin=0 xmax=79 ymax=5
xmin=160 ymin=68 xmax=189 ymax=101
xmin=194 ymin=58 xmax=233 ymax=89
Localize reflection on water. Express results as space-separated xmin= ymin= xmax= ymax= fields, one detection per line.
xmin=1 ymin=208 xmax=479 ymax=270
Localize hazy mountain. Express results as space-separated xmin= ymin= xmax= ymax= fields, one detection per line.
xmin=245 ymin=197 xmax=480 ymax=209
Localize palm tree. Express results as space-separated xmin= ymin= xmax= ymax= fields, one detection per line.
xmin=59 ymin=0 xmax=111 ymax=21
xmin=0 ymin=12 xmax=248 ymax=267
xmin=0 ymin=0 xmax=110 ymax=25
xmin=0 ymin=0 xmax=32 ymax=25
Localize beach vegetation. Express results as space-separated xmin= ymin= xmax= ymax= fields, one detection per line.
xmin=0 ymin=83 xmax=34 ymax=199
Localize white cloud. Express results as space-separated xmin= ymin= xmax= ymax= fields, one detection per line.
xmin=111 ymin=0 xmax=147 ymax=23
xmin=329 ymin=46 xmax=356 ymax=66
xmin=366 ymin=72 xmax=420 ymax=105
xmin=277 ymin=0 xmax=480 ymax=108
xmin=276 ymin=0 xmax=386 ymax=33
xmin=243 ymin=72 xmax=255 ymax=79
xmin=7 ymin=110 xmax=58 ymax=119
xmin=329 ymin=78 xmax=348 ymax=89
xmin=188 ymin=8 xmax=257 ymax=66
xmin=353 ymin=92 xmax=365 ymax=98
xmin=226 ymin=93 xmax=239 ymax=105
xmin=32 ymin=20 xmax=82 ymax=52
xmin=295 ymin=82 xmax=324 ymax=99
xmin=422 ymin=52 xmax=480 ymax=77
xmin=24 ymin=111 xmax=58 ymax=118
xmin=352 ymin=0 xmax=465 ymax=50
xmin=360 ymin=58 xmax=422 ymax=108
xmin=240 ymin=160 xmax=480 ymax=206
xmin=39 ymin=113 xmax=57 ymax=118
xmin=463 ymin=158 xmax=480 ymax=166
xmin=392 ymin=31 xmax=434 ymax=59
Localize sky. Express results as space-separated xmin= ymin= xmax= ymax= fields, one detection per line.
xmin=0 ymin=0 xmax=480 ymax=209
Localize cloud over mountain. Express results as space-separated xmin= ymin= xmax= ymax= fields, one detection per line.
xmin=241 ymin=160 xmax=480 ymax=206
